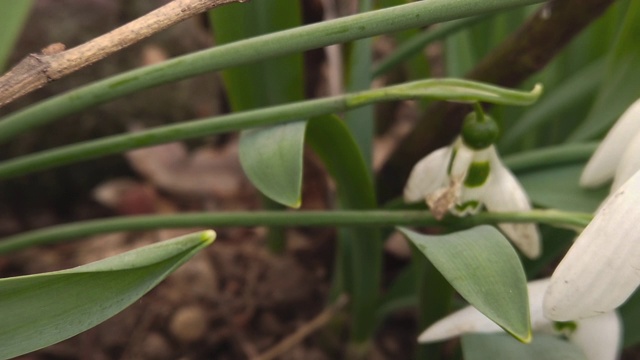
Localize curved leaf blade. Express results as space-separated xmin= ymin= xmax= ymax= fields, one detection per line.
xmin=239 ymin=122 xmax=307 ymax=207
xmin=307 ymin=115 xmax=380 ymax=342
xmin=0 ymin=230 xmax=215 ymax=360
xmin=399 ymin=226 xmax=530 ymax=342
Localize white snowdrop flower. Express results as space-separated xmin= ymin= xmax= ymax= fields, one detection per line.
xmin=419 ymin=278 xmax=621 ymax=360
xmin=403 ymin=112 xmax=540 ymax=258
xmin=544 ymin=169 xmax=640 ymax=321
xmin=581 ymin=97 xmax=640 ymax=191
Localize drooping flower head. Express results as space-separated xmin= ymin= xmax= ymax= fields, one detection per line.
xmin=419 ymin=278 xmax=621 ymax=360
xmin=581 ymin=97 xmax=640 ymax=191
xmin=404 ymin=109 xmax=541 ymax=258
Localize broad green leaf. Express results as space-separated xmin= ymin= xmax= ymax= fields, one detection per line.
xmin=399 ymin=226 xmax=531 ymax=342
xmin=209 ymin=0 xmax=305 ymax=207
xmin=518 ymin=164 xmax=608 ymax=212
xmin=0 ymin=1 xmax=32 ymax=71
xmin=462 ymin=333 xmax=587 ymax=360
xmin=568 ymin=1 xmax=640 ymax=142
xmin=208 ymin=1 xmax=303 ymax=110
xmin=307 ymin=115 xmax=380 ymax=342
xmin=239 ymin=122 xmax=307 ymax=207
xmin=0 ymin=230 xmax=214 ymax=360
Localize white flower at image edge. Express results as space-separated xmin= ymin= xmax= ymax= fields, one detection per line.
xmin=419 ymin=279 xmax=621 ymax=360
xmin=544 ymin=169 xmax=640 ymax=321
xmin=404 ymin=137 xmax=540 ymax=258
xmin=581 ymin=97 xmax=640 ymax=191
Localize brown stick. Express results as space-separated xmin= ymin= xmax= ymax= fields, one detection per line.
xmin=252 ymin=295 xmax=349 ymax=360
xmin=376 ymin=0 xmax=616 ymax=202
xmin=0 ymin=0 xmax=245 ymax=108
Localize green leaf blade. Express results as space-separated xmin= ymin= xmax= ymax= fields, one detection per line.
xmin=399 ymin=226 xmax=531 ymax=342
xmin=0 ymin=230 xmax=214 ymax=359
xmin=462 ymin=333 xmax=587 ymax=360
xmin=239 ymin=122 xmax=307 ymax=207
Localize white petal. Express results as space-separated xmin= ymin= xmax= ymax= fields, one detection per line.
xmin=544 ymin=170 xmax=640 ymax=320
xmin=449 ymin=139 xmax=475 ymax=179
xmin=418 ymin=279 xmax=553 ymax=343
xmin=403 ymin=146 xmax=451 ymax=202
xmin=611 ymin=131 xmax=640 ymax=191
xmin=581 ymin=97 xmax=640 ymax=188
xmin=569 ymin=311 xmax=621 ymax=360
xmin=482 ymin=147 xmax=541 ymax=258
xmin=417 ymin=303 xmax=502 ymax=343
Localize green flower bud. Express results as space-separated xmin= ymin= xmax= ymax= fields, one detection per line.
xmin=461 ymin=112 xmax=499 ymax=150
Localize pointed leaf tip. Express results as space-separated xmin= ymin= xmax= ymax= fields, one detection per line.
xmin=0 ymin=230 xmax=213 ymax=359
xmin=201 ymin=229 xmax=216 ymax=244
xmin=399 ymin=226 xmax=531 ymax=342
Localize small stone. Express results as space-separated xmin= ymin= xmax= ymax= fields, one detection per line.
xmin=141 ymin=332 xmax=173 ymax=360
xmin=169 ymin=306 xmax=208 ymax=343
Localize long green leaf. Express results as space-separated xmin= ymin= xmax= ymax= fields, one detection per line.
xmin=0 ymin=0 xmax=545 ymax=144
xmin=518 ymin=164 xmax=608 ymax=213
xmin=500 ymin=59 xmax=604 ymax=151
xmin=567 ymin=1 xmax=640 ymax=141
xmin=0 ymin=1 xmax=32 ymax=71
xmin=399 ymin=226 xmax=531 ymax=342
xmin=307 ymin=115 xmax=380 ymax=344
xmin=0 ymin=230 xmax=214 ymax=360
xmin=0 ymin=79 xmax=542 ymax=181
xmin=210 ymin=1 xmax=305 ymax=207
xmin=462 ymin=333 xmax=586 ymax=360
xmin=345 ymin=0 xmax=375 ymax=173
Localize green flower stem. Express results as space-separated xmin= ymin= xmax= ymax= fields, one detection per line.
xmin=473 ymin=102 xmax=485 ymax=121
xmin=0 ymin=0 xmax=545 ymax=143
xmin=0 ymin=209 xmax=591 ymax=254
xmin=0 ymin=79 xmax=541 ymax=180
xmin=504 ymin=142 xmax=598 ymax=173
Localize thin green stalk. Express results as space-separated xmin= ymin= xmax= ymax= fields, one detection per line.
xmin=0 ymin=209 xmax=591 ymax=254
xmin=0 ymin=79 xmax=542 ymax=180
xmin=0 ymin=0 xmax=545 ymax=143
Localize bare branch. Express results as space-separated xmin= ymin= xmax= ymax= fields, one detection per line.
xmin=0 ymin=0 xmax=245 ymax=108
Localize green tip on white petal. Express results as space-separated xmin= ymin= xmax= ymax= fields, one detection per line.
xmin=568 ymin=311 xmax=622 ymax=360
xmin=544 ymin=169 xmax=640 ymax=321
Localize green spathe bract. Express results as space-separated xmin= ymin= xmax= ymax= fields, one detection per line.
xmin=0 ymin=230 xmax=215 ymax=360
xmin=399 ymin=226 xmax=531 ymax=342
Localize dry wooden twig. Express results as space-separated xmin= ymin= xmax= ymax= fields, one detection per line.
xmin=0 ymin=0 xmax=245 ymax=108
xmin=252 ymin=295 xmax=349 ymax=360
